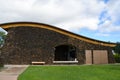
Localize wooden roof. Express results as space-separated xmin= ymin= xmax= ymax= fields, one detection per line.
xmin=0 ymin=22 xmax=116 ymax=47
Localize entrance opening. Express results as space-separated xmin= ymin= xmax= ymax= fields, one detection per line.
xmin=54 ymin=45 xmax=76 ymax=61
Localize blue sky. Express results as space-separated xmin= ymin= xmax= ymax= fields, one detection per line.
xmin=0 ymin=0 xmax=120 ymax=42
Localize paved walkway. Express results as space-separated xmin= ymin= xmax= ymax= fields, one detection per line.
xmin=0 ymin=65 xmax=29 ymax=80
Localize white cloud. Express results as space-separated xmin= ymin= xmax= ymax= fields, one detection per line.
xmin=0 ymin=0 xmax=105 ymax=31
xmin=96 ymin=33 xmax=110 ymax=37
xmin=1 ymin=0 xmax=120 ymax=42
xmin=56 ymin=17 xmax=99 ymax=31
xmin=1 ymin=0 xmax=120 ymax=38
xmin=96 ymin=0 xmax=120 ymax=37
xmin=98 ymin=19 xmax=120 ymax=36
xmin=107 ymin=0 xmax=120 ymax=22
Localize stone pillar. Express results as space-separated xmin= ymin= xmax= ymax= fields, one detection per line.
xmin=108 ymin=48 xmax=116 ymax=63
xmin=77 ymin=49 xmax=85 ymax=64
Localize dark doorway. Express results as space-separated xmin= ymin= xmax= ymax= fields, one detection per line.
xmin=54 ymin=45 xmax=76 ymax=61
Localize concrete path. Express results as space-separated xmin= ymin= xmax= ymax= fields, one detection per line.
xmin=0 ymin=65 xmax=29 ymax=80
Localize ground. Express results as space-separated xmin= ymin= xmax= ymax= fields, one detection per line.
xmin=18 ymin=64 xmax=120 ymax=80
xmin=0 ymin=65 xmax=28 ymax=80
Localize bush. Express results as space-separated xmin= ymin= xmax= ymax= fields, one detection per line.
xmin=0 ymin=63 xmax=4 ymax=68
xmin=0 ymin=57 xmax=4 ymax=68
xmin=0 ymin=64 xmax=4 ymax=69
xmin=114 ymin=53 xmax=120 ymax=63
xmin=0 ymin=64 xmax=3 ymax=67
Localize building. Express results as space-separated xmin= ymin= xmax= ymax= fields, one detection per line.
xmin=0 ymin=22 xmax=116 ymax=65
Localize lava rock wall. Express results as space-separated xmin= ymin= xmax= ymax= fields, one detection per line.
xmin=1 ymin=26 xmax=115 ymax=64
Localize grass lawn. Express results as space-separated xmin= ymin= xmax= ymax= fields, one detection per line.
xmin=18 ymin=64 xmax=120 ymax=80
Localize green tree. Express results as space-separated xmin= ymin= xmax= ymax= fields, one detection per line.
xmin=113 ymin=42 xmax=120 ymax=63
xmin=0 ymin=31 xmax=7 ymax=47
xmin=114 ymin=42 xmax=120 ymax=54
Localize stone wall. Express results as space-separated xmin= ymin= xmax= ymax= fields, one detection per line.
xmin=0 ymin=52 xmax=3 ymax=66
xmin=0 ymin=51 xmax=1 ymax=65
xmin=1 ymin=26 xmax=115 ymax=64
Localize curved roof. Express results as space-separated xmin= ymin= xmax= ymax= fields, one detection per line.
xmin=0 ymin=22 xmax=116 ymax=47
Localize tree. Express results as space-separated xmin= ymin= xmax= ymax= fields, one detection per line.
xmin=113 ymin=42 xmax=120 ymax=63
xmin=0 ymin=31 xmax=7 ymax=66
xmin=114 ymin=42 xmax=120 ymax=54
xmin=0 ymin=31 xmax=7 ymax=47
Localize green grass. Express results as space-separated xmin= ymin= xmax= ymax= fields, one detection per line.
xmin=18 ymin=64 xmax=120 ymax=80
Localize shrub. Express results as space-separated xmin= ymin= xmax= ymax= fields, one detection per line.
xmin=0 ymin=57 xmax=4 ymax=68
xmin=0 ymin=62 xmax=4 ymax=67
xmin=114 ymin=53 xmax=120 ymax=63
xmin=0 ymin=64 xmax=3 ymax=67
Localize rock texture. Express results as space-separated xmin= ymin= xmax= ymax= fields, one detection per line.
xmin=1 ymin=26 xmax=115 ymax=64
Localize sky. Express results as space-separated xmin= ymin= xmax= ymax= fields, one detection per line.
xmin=0 ymin=0 xmax=120 ymax=42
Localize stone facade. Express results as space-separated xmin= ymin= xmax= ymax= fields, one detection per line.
xmin=1 ymin=26 xmax=115 ymax=65
xmin=0 ymin=51 xmax=3 ymax=66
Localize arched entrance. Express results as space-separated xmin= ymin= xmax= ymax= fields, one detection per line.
xmin=54 ymin=45 xmax=77 ymax=61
